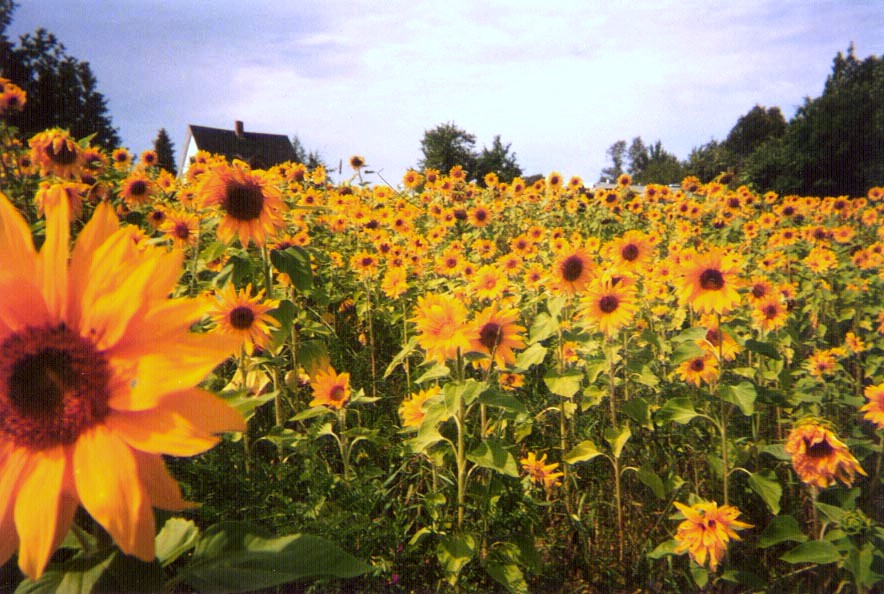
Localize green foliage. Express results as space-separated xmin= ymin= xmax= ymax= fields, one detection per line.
xmin=152 ymin=127 xmax=177 ymax=175
xmin=418 ymin=121 xmax=478 ymax=176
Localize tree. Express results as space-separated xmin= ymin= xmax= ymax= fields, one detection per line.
xmin=474 ymin=135 xmax=522 ymax=184
xmin=291 ymin=134 xmax=326 ymax=169
xmin=1 ymin=9 xmax=120 ymax=149
xmin=684 ymin=139 xmax=730 ymax=182
xmin=639 ymin=141 xmax=684 ymax=184
xmin=627 ymin=137 xmax=649 ymax=178
xmin=599 ymin=140 xmax=627 ymax=183
xmin=418 ymin=122 xmax=477 ymax=177
xmin=152 ymin=128 xmax=177 ymax=175
xmin=723 ymin=105 xmax=787 ymax=159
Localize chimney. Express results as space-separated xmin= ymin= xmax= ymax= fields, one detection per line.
xmin=234 ymin=120 xmax=244 ymax=138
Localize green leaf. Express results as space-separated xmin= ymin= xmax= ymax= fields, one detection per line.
xmin=758 ymin=515 xmax=808 ymax=548
xmin=622 ymin=397 xmax=653 ymax=430
xmin=528 ymin=313 xmax=558 ymax=344
xmin=744 ymin=338 xmax=782 ymax=360
xmin=155 ymin=518 xmax=200 ymax=567
xmin=604 ymin=424 xmax=631 ymax=459
xmin=479 ymin=390 xmax=528 ymax=414
xmin=415 ymin=362 xmax=450 ymax=384
xmin=443 ymin=379 xmax=487 ymax=413
xmin=406 ymin=424 xmax=445 ymax=454
xmin=781 ymin=540 xmax=841 ymax=565
xmin=290 ymin=406 xmax=334 ymax=421
xmin=543 ymin=368 xmax=584 ymax=398
xmin=671 ymin=340 xmax=706 ymax=365
xmin=268 ymin=299 xmax=296 ymax=335
xmin=219 ymin=391 xmax=275 ymax=422
xmin=637 ymin=464 xmax=667 ymax=500
xmin=384 ymin=335 xmax=419 ymax=378
xmin=484 ymin=559 xmax=528 ymax=594
xmin=437 ymin=533 xmax=476 ymax=584
xmin=180 ymin=522 xmax=371 ymax=593
xmin=656 ymin=397 xmax=699 ymax=424
xmin=748 ymin=469 xmax=782 ymax=514
xmin=514 ymin=342 xmax=548 ymax=370
xmin=467 ymin=439 xmax=519 ymax=477
xmin=564 ymin=440 xmax=604 ymax=464
xmin=270 ymin=246 xmax=313 ymax=291
xmin=647 ymin=539 xmax=680 ymax=559
xmin=15 ymin=550 xmax=116 ymax=594
xmin=636 ymin=364 xmax=660 ymax=387
xmin=720 ymin=381 xmax=757 ymax=416
xmin=814 ymin=501 xmax=848 ymax=523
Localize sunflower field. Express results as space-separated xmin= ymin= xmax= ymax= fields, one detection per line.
xmin=1 ymin=81 xmax=884 ymax=594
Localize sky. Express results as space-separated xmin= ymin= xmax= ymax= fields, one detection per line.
xmin=6 ymin=0 xmax=883 ymax=184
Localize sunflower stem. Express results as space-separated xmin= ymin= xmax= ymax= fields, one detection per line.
xmin=717 ymin=313 xmax=729 ymax=506
xmin=365 ymin=281 xmax=377 ymax=399
xmin=261 ymin=244 xmax=273 ymax=299
xmin=455 ymin=348 xmax=467 ymax=530
xmin=188 ymin=224 xmax=201 ymax=297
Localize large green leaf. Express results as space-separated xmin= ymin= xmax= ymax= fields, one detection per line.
xmin=720 ymin=381 xmax=757 ymax=416
xmin=269 ymin=246 xmax=313 ymax=291
xmin=468 ymin=439 xmax=519 ymax=477
xmin=758 ymin=515 xmax=808 ymax=548
xmin=514 ymin=343 xmax=548 ymax=370
xmin=744 ymin=338 xmax=782 ymax=360
xmin=16 ymin=550 xmax=164 ymax=594
xmin=479 ymin=389 xmax=528 ymax=414
xmin=178 ymin=522 xmax=372 ymax=593
xmin=656 ymin=397 xmax=699 ymax=424
xmin=528 ymin=312 xmax=558 ymax=344
xmin=155 ymin=517 xmax=200 ymax=567
xmin=437 ymin=533 xmax=476 ymax=585
xmin=564 ymin=440 xmax=604 ymax=464
xmin=637 ymin=464 xmax=666 ymax=500
xmin=747 ymin=469 xmax=782 ymax=514
xmin=543 ymin=368 xmax=584 ymax=399
xmin=604 ymin=424 xmax=631 ymax=459
xmin=484 ymin=559 xmax=528 ymax=594
xmin=780 ymin=540 xmax=841 ymax=565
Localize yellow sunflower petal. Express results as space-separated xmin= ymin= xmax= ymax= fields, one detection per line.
xmin=73 ymin=425 xmax=155 ymax=561
xmin=133 ymin=451 xmax=195 ymax=511
xmin=13 ymin=447 xmax=68 ymax=579
xmin=36 ymin=194 xmax=70 ymax=321
xmin=110 ymin=333 xmax=239 ymax=411
xmin=0 ymin=445 xmax=29 ymax=568
xmin=106 ymin=297 xmax=213 ymax=361
xmin=68 ymin=200 xmax=119 ymax=327
xmin=107 ymin=388 xmax=243 ymax=456
xmin=0 ymin=192 xmax=37 ymax=281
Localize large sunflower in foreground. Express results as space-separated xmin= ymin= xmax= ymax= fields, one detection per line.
xmin=468 ymin=304 xmax=526 ymax=369
xmin=0 ymin=195 xmax=243 ymax=579
xmin=580 ymin=275 xmax=638 ymax=338
xmin=677 ymin=247 xmax=742 ymax=315
xmin=550 ymin=246 xmax=595 ymax=294
xmin=199 ymin=161 xmax=285 ymax=247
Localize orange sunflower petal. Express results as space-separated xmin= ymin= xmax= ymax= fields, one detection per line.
xmin=68 ymin=200 xmax=119 ymax=327
xmin=0 ymin=192 xmax=37 ymax=280
xmin=132 ymin=451 xmax=195 ymax=511
xmin=107 ymin=388 xmax=244 ymax=456
xmin=73 ymin=425 xmax=155 ymax=561
xmin=0 ymin=445 xmax=29 ymax=568
xmin=36 ymin=194 xmax=70 ymax=321
xmin=13 ymin=447 xmax=68 ymax=579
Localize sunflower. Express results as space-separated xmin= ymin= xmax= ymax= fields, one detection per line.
xmin=469 ymin=265 xmax=509 ymax=301
xmin=498 ymin=371 xmax=525 ymax=391
xmin=520 ymin=452 xmax=564 ymax=490
xmin=161 ymin=209 xmax=200 ymax=248
xmin=785 ymin=421 xmax=866 ymax=488
xmin=469 ymin=304 xmax=526 ymax=369
xmin=120 ymin=172 xmax=155 ymax=207
xmin=0 ymin=195 xmax=242 ymax=579
xmin=677 ymin=353 xmax=718 ymax=387
xmin=199 ymin=161 xmax=285 ymax=247
xmin=139 ymin=150 xmax=158 ymax=168
xmin=673 ymin=500 xmax=751 ymax=571
xmin=860 ymin=383 xmax=884 ymax=429
xmin=580 ymin=275 xmax=637 ymax=338
xmin=677 ymin=247 xmax=742 ymax=315
xmin=33 ymin=181 xmax=88 ymax=220
xmin=606 ymin=230 xmax=654 ymax=273
xmin=349 ymin=155 xmax=366 ymax=170
xmin=805 ymin=350 xmax=838 ymax=379
xmin=111 ymin=148 xmax=132 ymax=169
xmin=309 ymin=366 xmax=351 ymax=410
xmin=28 ymin=128 xmax=84 ymax=178
xmin=751 ymin=296 xmax=789 ymax=334
xmin=0 ymin=81 xmax=26 ymax=114
xmin=468 ymin=204 xmax=491 ymax=227
xmin=381 ymin=267 xmax=409 ymax=300
xmin=399 ymin=386 xmax=440 ymax=430
xmin=551 ymin=247 xmax=595 ymax=294
xmin=209 ymin=284 xmax=280 ymax=355
xmin=410 ymin=294 xmax=474 ymax=364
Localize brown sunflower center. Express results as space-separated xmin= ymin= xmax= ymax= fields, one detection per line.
xmin=45 ymin=142 xmax=77 ymax=165
xmin=764 ymin=305 xmax=779 ymax=319
xmin=690 ymin=358 xmax=706 ymax=372
xmin=329 ymin=385 xmax=347 ymax=402
xmin=478 ymin=322 xmax=502 ymax=351
xmin=599 ymin=295 xmax=619 ymax=313
xmin=174 ymin=222 xmax=191 ymax=240
xmin=751 ymin=284 xmax=767 ymax=298
xmin=621 ymin=244 xmax=639 ymax=261
xmin=229 ymin=306 xmax=256 ymax=329
xmin=225 ymin=182 xmax=265 ymax=221
xmin=560 ymin=255 xmax=585 ymax=282
xmin=699 ymin=268 xmax=725 ymax=290
xmin=806 ymin=438 xmax=834 ymax=459
xmin=474 ymin=210 xmax=487 ymax=221
xmin=0 ymin=325 xmax=112 ymax=449
xmin=129 ymin=180 xmax=147 ymax=196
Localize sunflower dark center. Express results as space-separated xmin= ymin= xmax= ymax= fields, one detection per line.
xmin=330 ymin=385 xmax=347 ymax=402
xmin=474 ymin=210 xmax=487 ymax=221
xmin=174 ymin=222 xmax=191 ymax=240
xmin=621 ymin=244 xmax=639 ymax=261
xmin=705 ymin=328 xmax=720 ymax=345
xmin=45 ymin=142 xmax=77 ymax=165
xmin=129 ymin=180 xmax=147 ymax=195
xmin=699 ymin=268 xmax=725 ymax=290
xmin=751 ymin=284 xmax=767 ymax=298
xmin=690 ymin=358 xmax=706 ymax=372
xmin=479 ymin=322 xmax=502 ymax=351
xmin=225 ymin=182 xmax=265 ymax=221
xmin=806 ymin=438 xmax=834 ymax=459
xmin=764 ymin=305 xmax=779 ymax=318
xmin=0 ymin=325 xmax=111 ymax=449
xmin=229 ymin=306 xmax=256 ymax=329
xmin=599 ymin=295 xmax=619 ymax=313
xmin=453 ymin=209 xmax=467 ymax=221
xmin=561 ymin=255 xmax=585 ymax=282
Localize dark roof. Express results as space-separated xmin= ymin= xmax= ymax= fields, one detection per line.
xmin=184 ymin=124 xmax=296 ymax=170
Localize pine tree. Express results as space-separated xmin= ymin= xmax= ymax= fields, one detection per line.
xmin=153 ymin=128 xmax=177 ymax=175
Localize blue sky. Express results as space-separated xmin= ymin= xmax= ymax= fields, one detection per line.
xmin=6 ymin=0 xmax=883 ymax=183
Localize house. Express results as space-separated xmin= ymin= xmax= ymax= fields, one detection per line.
xmin=179 ymin=120 xmax=297 ymax=176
